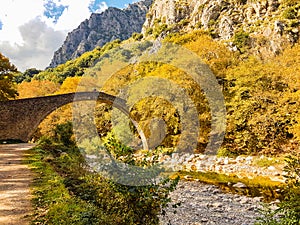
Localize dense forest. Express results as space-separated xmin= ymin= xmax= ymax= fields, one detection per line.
xmin=5 ymin=29 xmax=300 ymax=157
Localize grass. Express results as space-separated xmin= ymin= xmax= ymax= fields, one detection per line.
xmin=253 ymin=156 xmax=285 ymax=168
xmin=25 ymin=136 xmax=178 ymax=225
xmin=172 ymin=171 xmax=285 ymax=202
xmin=26 ymin=148 xmax=103 ymax=225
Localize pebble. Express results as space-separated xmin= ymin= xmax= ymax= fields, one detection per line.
xmin=160 ymin=181 xmax=262 ymax=225
xmin=232 ymin=182 xmax=248 ymax=188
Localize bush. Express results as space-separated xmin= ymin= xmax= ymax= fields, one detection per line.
xmin=132 ymin=32 xmax=144 ymax=41
xmin=223 ymin=56 xmax=297 ymax=155
xmin=233 ymin=30 xmax=250 ymax=53
xmin=255 ymin=154 xmax=300 ymax=225
xmin=217 ymin=147 xmax=237 ymax=158
xmin=282 ymin=7 xmax=298 ymax=19
xmin=30 ymin=122 xmax=179 ymax=225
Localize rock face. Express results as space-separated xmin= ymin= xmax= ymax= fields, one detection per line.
xmin=49 ymin=0 xmax=153 ymax=68
xmin=143 ymin=0 xmax=300 ymax=57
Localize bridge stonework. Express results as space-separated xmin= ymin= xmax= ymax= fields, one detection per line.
xmin=0 ymin=92 xmax=128 ymax=142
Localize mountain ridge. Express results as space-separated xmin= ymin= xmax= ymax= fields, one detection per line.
xmin=49 ymin=0 xmax=153 ymax=68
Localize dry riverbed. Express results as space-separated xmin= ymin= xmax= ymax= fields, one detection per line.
xmin=160 ymin=180 xmax=264 ymax=225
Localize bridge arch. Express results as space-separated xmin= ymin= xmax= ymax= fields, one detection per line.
xmin=0 ymin=92 xmax=148 ymax=149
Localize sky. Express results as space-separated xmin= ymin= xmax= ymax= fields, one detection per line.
xmin=0 ymin=0 xmax=136 ymax=72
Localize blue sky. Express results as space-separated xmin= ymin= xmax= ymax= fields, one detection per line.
xmin=105 ymin=0 xmax=134 ymax=8
xmin=0 ymin=0 xmax=136 ymax=71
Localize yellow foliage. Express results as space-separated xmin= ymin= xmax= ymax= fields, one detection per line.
xmin=57 ymin=76 xmax=82 ymax=94
xmin=165 ymin=31 xmax=236 ymax=77
xmin=21 ymin=29 xmax=300 ymax=155
xmin=17 ymin=80 xmax=59 ymax=98
xmin=0 ymin=52 xmax=18 ymax=100
xmin=37 ymin=77 xmax=82 ymax=137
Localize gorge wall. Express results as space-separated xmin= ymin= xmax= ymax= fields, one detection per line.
xmin=49 ymin=0 xmax=153 ymax=68
xmin=142 ymin=0 xmax=299 ymax=58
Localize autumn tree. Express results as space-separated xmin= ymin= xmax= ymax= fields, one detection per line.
xmin=0 ymin=53 xmax=18 ymax=100
xmin=37 ymin=77 xmax=81 ymax=137
xmin=17 ymin=80 xmax=59 ymax=98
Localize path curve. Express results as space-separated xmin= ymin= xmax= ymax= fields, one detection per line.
xmin=0 ymin=144 xmax=35 ymax=225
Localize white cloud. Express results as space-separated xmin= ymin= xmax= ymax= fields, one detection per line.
xmin=93 ymin=1 xmax=108 ymax=13
xmin=0 ymin=0 xmax=44 ymax=44
xmin=0 ymin=1 xmax=141 ymax=71
xmin=0 ymin=0 xmax=110 ymax=71
xmin=0 ymin=17 xmax=66 ymax=71
xmin=52 ymin=0 xmax=92 ymax=31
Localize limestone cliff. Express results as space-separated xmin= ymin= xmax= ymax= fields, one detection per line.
xmin=49 ymin=0 xmax=153 ymax=68
xmin=143 ymin=0 xmax=300 ymax=57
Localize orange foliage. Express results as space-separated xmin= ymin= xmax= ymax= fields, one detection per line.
xmin=17 ymin=80 xmax=59 ymax=98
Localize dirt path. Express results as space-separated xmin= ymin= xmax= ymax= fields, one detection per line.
xmin=0 ymin=144 xmax=35 ymax=225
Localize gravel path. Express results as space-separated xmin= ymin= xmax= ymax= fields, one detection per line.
xmin=0 ymin=144 xmax=35 ymax=225
xmin=160 ymin=181 xmax=262 ymax=225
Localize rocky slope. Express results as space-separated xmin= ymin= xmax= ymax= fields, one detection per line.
xmin=142 ymin=0 xmax=300 ymax=58
xmin=50 ymin=0 xmax=300 ymax=67
xmin=49 ymin=0 xmax=153 ymax=68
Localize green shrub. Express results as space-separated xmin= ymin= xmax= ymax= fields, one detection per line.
xmin=282 ymin=0 xmax=299 ymax=6
xmin=30 ymin=122 xmax=179 ymax=225
xmin=217 ymin=147 xmax=237 ymax=158
xmin=233 ymin=30 xmax=250 ymax=53
xmin=282 ymin=7 xmax=298 ymax=19
xmin=253 ymin=157 xmax=282 ymax=168
xmin=53 ymin=121 xmax=75 ymax=147
xmin=153 ymin=24 xmax=168 ymax=38
xmin=255 ymin=154 xmax=300 ymax=225
xmin=132 ymin=32 xmax=144 ymax=41
xmin=145 ymin=27 xmax=153 ymax=36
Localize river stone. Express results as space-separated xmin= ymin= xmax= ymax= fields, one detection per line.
xmin=232 ymin=182 xmax=248 ymax=188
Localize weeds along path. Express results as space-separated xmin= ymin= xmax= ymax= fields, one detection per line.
xmin=0 ymin=144 xmax=35 ymax=225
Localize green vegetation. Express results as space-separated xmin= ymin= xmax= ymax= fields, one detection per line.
xmin=32 ymin=39 xmax=121 ymax=83
xmin=253 ymin=156 xmax=284 ymax=168
xmin=232 ymin=30 xmax=250 ymax=53
xmin=14 ymin=68 xmax=42 ymax=84
xmin=132 ymin=32 xmax=144 ymax=41
xmin=176 ymin=171 xmax=284 ymax=201
xmin=154 ymin=23 xmax=168 ymax=38
xmin=224 ymin=43 xmax=300 ymax=155
xmin=28 ymin=122 xmax=179 ymax=225
xmin=0 ymin=52 xmax=18 ymax=100
xmin=282 ymin=0 xmax=299 ymax=7
xmin=255 ymin=155 xmax=300 ymax=224
xmin=0 ymin=1 xmax=299 ymax=223
xmin=282 ymin=7 xmax=298 ymax=19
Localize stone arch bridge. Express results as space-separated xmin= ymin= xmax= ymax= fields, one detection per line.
xmin=0 ymin=92 xmax=147 ymax=148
